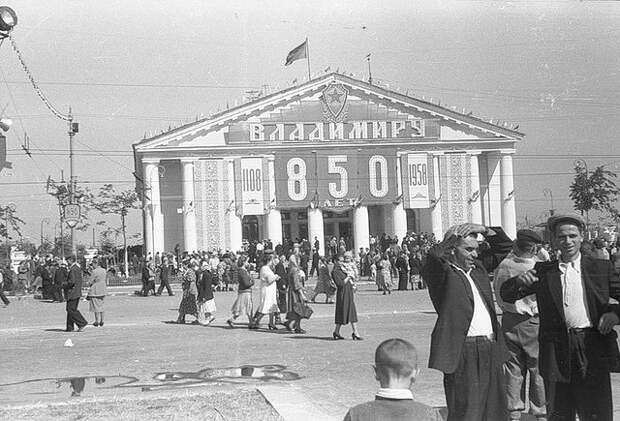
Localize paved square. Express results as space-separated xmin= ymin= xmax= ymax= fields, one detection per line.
xmin=1 ymin=284 xmax=619 ymax=420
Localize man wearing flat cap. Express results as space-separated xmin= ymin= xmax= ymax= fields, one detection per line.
xmin=501 ymin=214 xmax=620 ymax=420
xmin=422 ymin=223 xmax=509 ymax=420
xmin=493 ymin=229 xmax=546 ymax=421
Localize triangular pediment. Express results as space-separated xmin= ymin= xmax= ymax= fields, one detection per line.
xmin=134 ymin=73 xmax=522 ymax=151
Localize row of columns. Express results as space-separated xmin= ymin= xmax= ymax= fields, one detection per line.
xmin=141 ymin=150 xmax=517 ymax=257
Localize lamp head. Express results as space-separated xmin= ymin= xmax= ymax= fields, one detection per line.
xmin=0 ymin=118 xmax=12 ymax=132
xmin=0 ymin=6 xmax=17 ymax=33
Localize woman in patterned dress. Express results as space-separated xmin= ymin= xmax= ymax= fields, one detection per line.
xmin=176 ymin=260 xmax=199 ymax=324
xmin=376 ymin=253 xmax=393 ymax=295
xmin=311 ymin=257 xmax=336 ymax=304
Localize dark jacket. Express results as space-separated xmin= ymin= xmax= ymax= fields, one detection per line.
xmin=197 ymin=269 xmax=214 ymax=302
xmin=65 ymin=263 xmax=83 ymax=300
xmin=500 ymin=256 xmax=620 ymax=382
xmin=422 ymin=243 xmax=508 ymax=374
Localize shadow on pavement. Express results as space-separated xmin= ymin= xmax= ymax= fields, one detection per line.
xmin=288 ymin=335 xmax=338 ymax=341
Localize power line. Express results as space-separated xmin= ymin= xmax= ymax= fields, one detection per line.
xmin=1 ymin=80 xmax=260 ymax=90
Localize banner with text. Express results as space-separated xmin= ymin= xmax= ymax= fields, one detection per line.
xmin=356 ymin=149 xmax=398 ymax=205
xmin=274 ymin=151 xmax=318 ymax=209
xmin=235 ymin=157 xmax=270 ymax=215
xmin=401 ymin=153 xmax=432 ymax=209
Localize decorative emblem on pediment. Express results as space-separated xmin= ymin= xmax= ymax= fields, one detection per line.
xmin=321 ymin=83 xmax=349 ymax=123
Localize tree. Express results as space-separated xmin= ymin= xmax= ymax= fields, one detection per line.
xmin=0 ymin=205 xmax=25 ymax=262
xmin=18 ymin=238 xmax=38 ymax=257
xmin=92 ymin=184 xmax=140 ymax=277
xmin=569 ymin=164 xmax=619 ymax=228
xmin=52 ymin=233 xmax=73 ymax=259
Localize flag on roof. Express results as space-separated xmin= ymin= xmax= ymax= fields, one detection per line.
xmin=285 ymin=40 xmax=307 ymax=66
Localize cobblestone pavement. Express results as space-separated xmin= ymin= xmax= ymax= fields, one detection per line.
xmin=1 ymin=283 xmax=619 ymax=420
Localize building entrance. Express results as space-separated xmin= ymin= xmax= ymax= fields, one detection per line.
xmin=242 ymin=215 xmax=259 ymax=242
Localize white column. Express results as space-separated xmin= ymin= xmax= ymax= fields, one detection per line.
xmin=142 ymin=206 xmax=153 ymax=258
xmin=308 ymin=208 xmax=325 ymax=256
xmin=144 ymin=160 xmax=164 ymax=254
xmin=266 ymin=209 xmax=283 ymax=249
xmin=392 ymin=153 xmax=408 ymax=240
xmin=391 ymin=203 xmax=407 ymax=242
xmin=487 ymin=152 xmax=503 ymax=227
xmin=468 ymin=152 xmax=483 ymax=224
xmin=501 ymin=152 xmax=517 ymax=239
xmin=226 ymin=158 xmax=243 ymax=252
xmin=431 ymin=154 xmax=444 ymax=239
xmin=353 ymin=205 xmax=370 ymax=252
xmin=181 ymin=159 xmax=197 ymax=253
xmin=265 ymin=156 xmax=283 ymax=248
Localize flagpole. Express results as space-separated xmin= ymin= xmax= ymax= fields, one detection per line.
xmin=305 ymin=37 xmax=311 ymax=81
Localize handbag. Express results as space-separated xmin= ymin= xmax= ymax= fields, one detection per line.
xmin=293 ymin=302 xmax=313 ymax=319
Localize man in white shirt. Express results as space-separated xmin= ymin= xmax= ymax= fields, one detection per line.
xmin=501 ymin=214 xmax=620 ymax=421
xmin=494 ymin=229 xmax=546 ymax=420
xmin=422 ymin=223 xmax=509 ymax=421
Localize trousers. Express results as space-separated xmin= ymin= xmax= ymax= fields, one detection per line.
xmin=443 ymin=336 xmax=507 ymax=421
xmin=547 ymin=328 xmax=613 ymax=421
xmin=501 ymin=313 xmax=546 ymax=419
xmin=65 ymin=298 xmax=87 ymax=331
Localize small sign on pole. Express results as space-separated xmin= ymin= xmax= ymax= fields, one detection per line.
xmin=64 ymin=203 xmax=80 ymax=228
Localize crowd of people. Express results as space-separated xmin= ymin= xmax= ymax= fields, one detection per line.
xmin=422 ymin=216 xmax=620 ymax=421
xmin=2 ymin=220 xmax=620 ymax=420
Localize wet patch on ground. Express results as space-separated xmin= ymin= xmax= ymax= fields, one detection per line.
xmin=0 ymin=365 xmax=300 ymax=399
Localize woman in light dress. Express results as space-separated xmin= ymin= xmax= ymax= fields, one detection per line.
xmin=376 ymin=253 xmax=393 ymax=294
xmin=87 ymin=258 xmax=107 ymax=327
xmin=250 ymin=253 xmax=280 ymax=330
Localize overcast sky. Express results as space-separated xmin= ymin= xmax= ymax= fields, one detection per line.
xmin=1 ymin=0 xmax=619 ymax=246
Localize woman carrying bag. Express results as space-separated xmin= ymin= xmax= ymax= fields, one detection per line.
xmin=284 ymin=248 xmax=312 ymax=334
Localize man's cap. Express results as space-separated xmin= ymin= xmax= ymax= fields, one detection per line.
xmin=547 ymin=213 xmax=586 ymax=232
xmin=516 ymin=229 xmax=542 ymax=244
xmin=263 ymin=249 xmax=274 ymax=255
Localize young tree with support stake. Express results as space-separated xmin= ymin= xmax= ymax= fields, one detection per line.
xmin=93 ymin=184 xmax=140 ymax=277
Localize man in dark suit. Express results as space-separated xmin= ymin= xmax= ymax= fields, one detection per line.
xmin=422 ymin=223 xmax=509 ymax=421
xmin=501 ymin=214 xmax=620 ymax=421
xmin=64 ymin=255 xmax=88 ymax=332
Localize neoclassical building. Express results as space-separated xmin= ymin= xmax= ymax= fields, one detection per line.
xmin=133 ymin=73 xmax=522 ymax=256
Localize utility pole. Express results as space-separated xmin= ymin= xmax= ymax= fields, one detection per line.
xmin=67 ymin=109 xmax=79 ymax=255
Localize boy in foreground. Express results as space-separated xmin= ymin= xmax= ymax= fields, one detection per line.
xmin=344 ymin=338 xmax=442 ymax=421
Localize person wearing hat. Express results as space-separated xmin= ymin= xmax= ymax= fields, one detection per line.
xmin=592 ymin=238 xmax=610 ymax=260
xmin=422 ymin=223 xmax=509 ymax=421
xmin=53 ymin=259 xmax=68 ymax=303
xmin=501 ymin=214 xmax=620 ymax=421
xmin=493 ymin=229 xmax=546 ymax=421
xmin=64 ymin=255 xmax=88 ymax=332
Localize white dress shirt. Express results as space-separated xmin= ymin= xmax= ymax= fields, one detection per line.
xmin=454 ymin=266 xmax=494 ymax=336
xmin=376 ymin=388 xmax=414 ymax=400
xmin=558 ymin=253 xmax=592 ymax=329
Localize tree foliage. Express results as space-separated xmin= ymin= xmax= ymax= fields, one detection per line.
xmin=0 ymin=205 xmax=24 ymax=240
xmin=569 ymin=164 xmax=619 ymax=219
xmin=93 ymin=184 xmax=141 ymax=275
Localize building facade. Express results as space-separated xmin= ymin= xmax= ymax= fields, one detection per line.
xmin=133 ymin=73 xmax=522 ymax=256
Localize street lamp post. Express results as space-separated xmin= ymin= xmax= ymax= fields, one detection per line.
xmin=40 ymin=217 xmax=49 ymax=250
xmin=543 ymin=188 xmax=555 ymax=217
